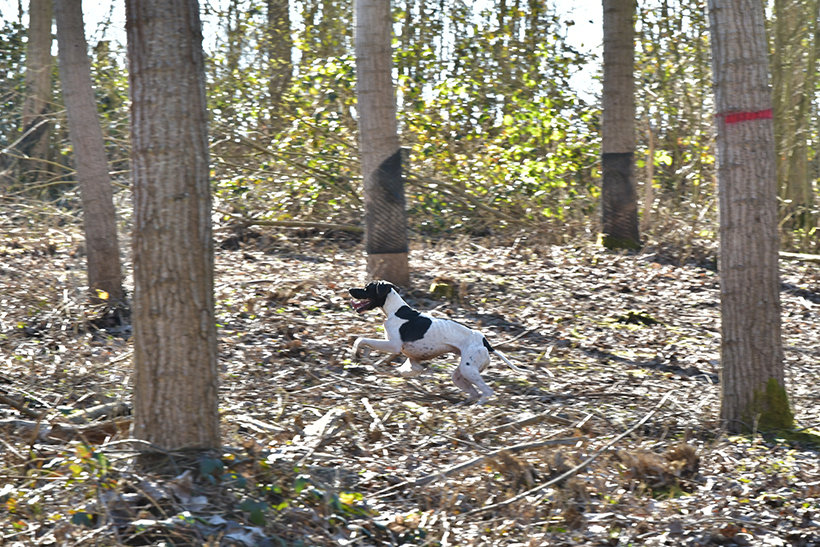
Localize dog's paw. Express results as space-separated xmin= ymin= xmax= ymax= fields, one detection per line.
xmin=352 ymin=340 xmax=370 ymax=360
xmin=397 ymin=362 xmax=422 ymax=377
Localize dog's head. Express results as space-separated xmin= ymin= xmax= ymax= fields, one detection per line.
xmin=349 ymin=281 xmax=398 ymax=314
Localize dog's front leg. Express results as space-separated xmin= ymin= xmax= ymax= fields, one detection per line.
xmin=352 ymin=337 xmax=403 ymax=360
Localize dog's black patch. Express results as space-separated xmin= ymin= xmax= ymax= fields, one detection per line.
xmin=396 ymin=305 xmax=432 ymax=342
xmin=482 ymin=337 xmax=496 ymax=353
xmin=395 ymin=306 xmax=419 ymax=320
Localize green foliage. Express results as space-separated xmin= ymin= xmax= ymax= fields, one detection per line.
xmin=202 ymin=0 xmax=601 ymax=234
xmin=89 ymin=40 xmax=131 ymax=174
xmin=635 ymin=0 xmax=715 ymax=212
xmin=240 ymin=498 xmax=268 ymax=525
xmin=0 ymin=19 xmax=26 ymax=151
xmin=1 ymin=0 xmax=747 ymax=238
xmin=199 ymin=457 xmax=226 ymax=483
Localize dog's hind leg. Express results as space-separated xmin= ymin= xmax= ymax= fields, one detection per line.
xmin=453 ymin=347 xmax=494 ymax=404
xmin=451 ymin=366 xmax=482 ymax=404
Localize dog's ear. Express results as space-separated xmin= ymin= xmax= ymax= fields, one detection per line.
xmin=376 ymin=282 xmax=397 ymax=299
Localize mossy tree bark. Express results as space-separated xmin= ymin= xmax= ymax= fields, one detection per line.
xmin=126 ymin=0 xmax=220 ymax=452
xmin=354 ymin=0 xmax=410 ymax=286
xmin=54 ymin=0 xmax=125 ymax=305
xmin=601 ymin=0 xmax=640 ymax=250
xmin=708 ymin=0 xmax=791 ymax=433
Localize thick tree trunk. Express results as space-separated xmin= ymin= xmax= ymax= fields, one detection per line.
xmin=708 ymin=0 xmax=791 ymax=433
xmin=22 ymin=0 xmax=53 ymax=181
xmin=54 ymin=0 xmax=124 ymax=304
xmin=126 ymin=0 xmax=220 ymax=451
xmin=355 ymin=0 xmax=410 ymax=285
xmin=601 ymin=0 xmax=640 ymax=249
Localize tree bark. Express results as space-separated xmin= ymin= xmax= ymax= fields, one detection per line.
xmin=266 ymin=0 xmax=292 ymax=131
xmin=355 ymin=0 xmax=410 ymax=285
xmin=54 ymin=0 xmax=124 ymax=304
xmin=772 ymin=0 xmax=818 ymax=233
xmin=126 ymin=0 xmax=220 ymax=451
xmin=708 ymin=0 xmax=791 ymax=433
xmin=22 ymin=0 xmax=53 ymax=181
xmin=601 ymin=0 xmax=640 ymax=249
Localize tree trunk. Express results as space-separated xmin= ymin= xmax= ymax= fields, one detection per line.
xmin=22 ymin=0 xmax=53 ymax=182
xmin=355 ymin=0 xmax=410 ymax=285
xmin=772 ymin=0 xmax=818 ymax=233
xmin=54 ymin=0 xmax=124 ymax=305
xmin=601 ymin=0 xmax=640 ymax=250
xmin=126 ymin=0 xmax=220 ymax=451
xmin=708 ymin=0 xmax=791 ymax=434
xmin=266 ymin=0 xmax=292 ymax=131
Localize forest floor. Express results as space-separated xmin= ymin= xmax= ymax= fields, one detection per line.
xmin=1 ymin=213 xmax=820 ymax=546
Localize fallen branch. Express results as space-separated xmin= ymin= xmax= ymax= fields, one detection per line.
xmin=214 ymin=207 xmax=363 ymax=234
xmin=371 ymin=436 xmax=585 ymax=498
xmin=243 ymin=219 xmax=363 ymax=233
xmin=474 ymin=411 xmax=573 ymax=440
xmin=461 ymin=390 xmax=675 ymax=516
xmin=230 ymin=414 xmax=287 ymax=434
xmin=0 ymin=393 xmax=46 ymax=420
xmin=65 ymin=402 xmax=132 ymax=424
xmin=779 ymin=251 xmax=820 ymax=263
xmin=49 ymin=419 xmax=132 ymax=443
xmin=0 ymin=417 xmax=132 ymax=444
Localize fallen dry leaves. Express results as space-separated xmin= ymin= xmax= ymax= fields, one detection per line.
xmin=0 ymin=210 xmax=819 ymax=546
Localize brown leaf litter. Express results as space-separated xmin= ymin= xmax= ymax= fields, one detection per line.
xmin=0 ymin=215 xmax=819 ymax=546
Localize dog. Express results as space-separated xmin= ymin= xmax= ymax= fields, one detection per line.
xmin=349 ymin=280 xmax=525 ymax=404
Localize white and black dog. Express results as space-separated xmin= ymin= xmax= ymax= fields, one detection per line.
xmin=349 ymin=281 xmax=525 ymax=404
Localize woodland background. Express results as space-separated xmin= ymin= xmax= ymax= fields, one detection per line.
xmin=0 ymin=0 xmax=819 ymax=546
xmin=3 ymin=0 xmax=737 ymax=246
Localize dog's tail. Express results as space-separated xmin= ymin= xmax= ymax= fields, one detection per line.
xmin=482 ymin=338 xmax=526 ymax=373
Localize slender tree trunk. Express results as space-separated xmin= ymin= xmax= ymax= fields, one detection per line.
xmin=708 ymin=0 xmax=791 ymax=434
xmin=772 ymin=0 xmax=818 ymax=233
xmin=126 ymin=0 xmax=220 ymax=451
xmin=600 ymin=0 xmax=640 ymax=249
xmin=266 ymin=0 xmax=292 ymax=132
xmin=22 ymin=0 xmax=53 ymax=181
xmin=641 ymin=124 xmax=654 ymax=233
xmin=54 ymin=0 xmax=124 ymax=305
xmin=355 ymin=0 xmax=410 ymax=285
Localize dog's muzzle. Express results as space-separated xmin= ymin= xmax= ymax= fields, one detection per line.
xmin=349 ymin=287 xmax=376 ymax=313
xmin=351 ymin=299 xmax=375 ymax=313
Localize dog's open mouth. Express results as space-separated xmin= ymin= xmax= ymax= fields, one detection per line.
xmin=351 ymin=299 xmax=373 ymax=313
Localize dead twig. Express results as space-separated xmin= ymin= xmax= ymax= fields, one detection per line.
xmin=240 ymin=219 xmax=363 ymax=234
xmin=371 ymin=436 xmax=585 ymax=498
xmin=474 ymin=411 xmax=573 ymax=440
xmin=65 ymin=402 xmax=132 ymax=424
xmin=0 ymin=393 xmax=46 ymax=420
xmin=461 ymin=390 xmax=675 ymax=516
